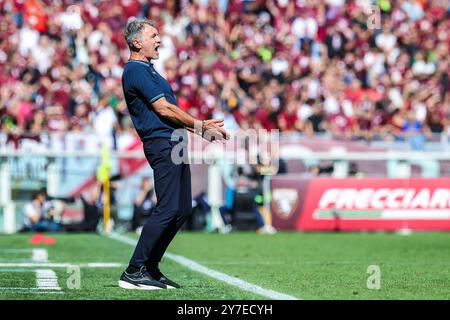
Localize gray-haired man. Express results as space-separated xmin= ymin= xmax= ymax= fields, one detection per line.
xmin=119 ymin=18 xmax=228 ymax=289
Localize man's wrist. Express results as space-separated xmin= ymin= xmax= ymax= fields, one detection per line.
xmin=194 ymin=120 xmax=204 ymax=137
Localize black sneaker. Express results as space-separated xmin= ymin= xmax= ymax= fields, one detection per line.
xmin=119 ymin=266 xmax=167 ymax=290
xmin=149 ymin=268 xmax=180 ymax=289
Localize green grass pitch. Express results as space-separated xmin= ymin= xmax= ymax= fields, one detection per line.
xmin=0 ymin=231 xmax=449 ymax=300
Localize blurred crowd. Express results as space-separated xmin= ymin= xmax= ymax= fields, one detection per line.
xmin=0 ymin=0 xmax=449 ymax=146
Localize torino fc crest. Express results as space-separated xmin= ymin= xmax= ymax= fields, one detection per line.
xmin=272 ymin=188 xmax=299 ymax=220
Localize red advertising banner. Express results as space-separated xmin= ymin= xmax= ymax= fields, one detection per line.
xmin=271 ymin=177 xmax=450 ymax=231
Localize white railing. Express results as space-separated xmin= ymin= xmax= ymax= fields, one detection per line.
xmin=1 ymin=148 xmax=450 ymax=234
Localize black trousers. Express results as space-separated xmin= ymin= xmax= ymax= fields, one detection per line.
xmin=129 ymin=137 xmax=192 ymax=269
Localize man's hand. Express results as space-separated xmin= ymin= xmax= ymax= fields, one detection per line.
xmin=152 ymin=97 xmax=230 ymax=142
xmin=202 ymin=119 xmax=230 ymax=143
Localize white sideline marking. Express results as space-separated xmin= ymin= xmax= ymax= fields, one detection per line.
xmin=0 ymin=269 xmax=31 ymax=273
xmin=0 ymin=248 xmax=48 ymax=263
xmin=109 ymin=233 xmax=300 ymax=300
xmin=5 ymin=291 xmax=65 ymax=295
xmin=0 ymin=287 xmax=65 ymax=294
xmin=0 ymin=262 xmax=125 ymax=268
xmin=36 ymin=269 xmax=61 ymax=291
xmin=0 ymin=287 xmax=52 ymax=290
xmin=32 ymin=249 xmax=48 ymax=262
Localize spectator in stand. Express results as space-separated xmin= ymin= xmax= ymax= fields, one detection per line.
xmin=0 ymin=0 xmax=448 ymax=144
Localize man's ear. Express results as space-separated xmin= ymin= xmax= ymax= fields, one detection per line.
xmin=132 ymin=38 xmax=142 ymax=50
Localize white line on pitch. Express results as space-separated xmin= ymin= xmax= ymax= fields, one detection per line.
xmin=0 ymin=248 xmax=48 ymax=263
xmin=109 ymin=233 xmax=300 ymax=300
xmin=0 ymin=288 xmax=65 ymax=294
xmin=0 ymin=287 xmax=48 ymax=290
xmin=0 ymin=262 xmax=125 ymax=268
xmin=36 ymin=269 xmax=61 ymax=291
xmin=32 ymin=249 xmax=48 ymax=262
xmin=7 ymin=292 xmax=65 ymax=295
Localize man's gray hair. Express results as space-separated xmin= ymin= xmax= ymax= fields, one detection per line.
xmin=124 ymin=18 xmax=156 ymax=50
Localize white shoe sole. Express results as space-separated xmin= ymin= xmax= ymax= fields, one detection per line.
xmin=118 ymin=280 xmax=164 ymax=290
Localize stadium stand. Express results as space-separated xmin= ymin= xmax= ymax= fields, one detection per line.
xmin=0 ymin=0 xmax=448 ymax=144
